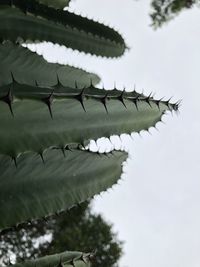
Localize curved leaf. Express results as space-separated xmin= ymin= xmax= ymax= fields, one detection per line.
xmin=0 ymin=148 xmax=127 ymax=231
xmin=0 ymin=42 xmax=100 ymax=88
xmin=0 ymin=5 xmax=125 ymax=57
xmin=5 ymin=0 xmax=124 ymax=46
xmin=0 ymin=79 xmax=178 ymax=157
xmin=11 ymin=251 xmax=92 ymax=267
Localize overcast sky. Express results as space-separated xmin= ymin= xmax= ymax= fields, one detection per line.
xmin=34 ymin=0 xmax=200 ymax=266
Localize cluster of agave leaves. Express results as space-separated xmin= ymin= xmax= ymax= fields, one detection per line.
xmin=0 ymin=0 xmax=179 ymax=266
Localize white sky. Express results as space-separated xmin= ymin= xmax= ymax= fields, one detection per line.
xmin=35 ymin=0 xmax=200 ymax=266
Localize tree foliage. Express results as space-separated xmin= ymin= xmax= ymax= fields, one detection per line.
xmin=150 ymin=0 xmax=199 ymax=27
xmin=0 ymin=202 xmax=123 ymax=267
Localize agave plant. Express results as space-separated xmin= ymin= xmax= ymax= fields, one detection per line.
xmin=0 ymin=0 xmax=178 ymax=266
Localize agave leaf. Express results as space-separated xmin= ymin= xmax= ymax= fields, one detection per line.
xmin=0 ymin=148 xmax=127 ymax=231
xmin=0 ymin=5 xmax=125 ymax=57
xmin=0 ymin=42 xmax=100 ymax=88
xmin=11 ymin=251 xmax=92 ymax=267
xmin=0 ymin=79 xmax=178 ymax=157
xmin=4 ymin=0 xmax=124 ymax=47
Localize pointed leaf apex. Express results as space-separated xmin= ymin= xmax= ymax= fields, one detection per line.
xmin=0 ymin=87 xmax=14 ymax=116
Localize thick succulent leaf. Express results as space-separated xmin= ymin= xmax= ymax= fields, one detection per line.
xmin=35 ymin=0 xmax=71 ymax=9
xmin=11 ymin=251 xmax=92 ymax=267
xmin=0 ymin=148 xmax=127 ymax=231
xmin=0 ymin=42 xmax=100 ymax=88
xmin=0 ymin=80 xmax=178 ymax=157
xmin=6 ymin=0 xmax=124 ymax=47
xmin=0 ymin=4 xmax=125 ymax=57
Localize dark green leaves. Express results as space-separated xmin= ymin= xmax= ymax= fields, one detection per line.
xmin=0 ymin=2 xmax=125 ymax=57
xmin=0 ymin=42 xmax=100 ymax=88
xmin=0 ymin=148 xmax=127 ymax=231
xmin=0 ymin=78 xmax=178 ymax=157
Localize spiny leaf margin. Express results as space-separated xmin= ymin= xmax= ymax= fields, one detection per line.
xmin=0 ymin=4 xmax=125 ymax=57
xmin=0 ymin=148 xmax=127 ymax=231
xmin=0 ymin=78 xmax=179 ymax=157
xmin=9 ymin=251 xmax=92 ymax=267
xmin=0 ymin=42 xmax=100 ymax=88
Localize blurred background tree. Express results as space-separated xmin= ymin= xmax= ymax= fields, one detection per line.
xmin=150 ymin=0 xmax=199 ymax=27
xmin=0 ymin=202 xmax=123 ymax=267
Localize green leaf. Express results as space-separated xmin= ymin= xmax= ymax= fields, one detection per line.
xmin=11 ymin=251 xmax=92 ymax=267
xmin=0 ymin=42 xmax=100 ymax=88
xmin=0 ymin=78 xmax=178 ymax=157
xmin=0 ymin=148 xmax=127 ymax=231
xmin=0 ymin=4 xmax=125 ymax=57
xmin=9 ymin=0 xmax=124 ymax=47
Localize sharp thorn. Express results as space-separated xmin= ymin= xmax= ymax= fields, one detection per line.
xmin=0 ymin=87 xmax=14 ymax=116
xmin=145 ymin=93 xmax=152 ymax=107
xmin=166 ymin=96 xmax=173 ymax=108
xmin=76 ymin=88 xmax=86 ymax=112
xmin=12 ymin=157 xmax=17 ymax=168
xmin=80 ymin=100 xmax=86 ymax=112
xmin=101 ymin=93 xmax=109 ymax=113
xmin=47 ymin=104 xmax=53 ymax=119
xmin=155 ymin=98 xmax=163 ymax=110
xmin=42 ymin=91 xmax=54 ymax=119
xmin=118 ymin=89 xmax=127 ymax=108
xmin=39 ymin=152 xmax=45 ymax=164
xmin=132 ymin=97 xmax=139 ymax=110
xmin=10 ymin=71 xmax=20 ymax=88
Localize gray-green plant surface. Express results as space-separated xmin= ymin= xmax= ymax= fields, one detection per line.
xmin=9 ymin=251 xmax=92 ymax=267
xmin=0 ymin=0 xmax=178 ymax=265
